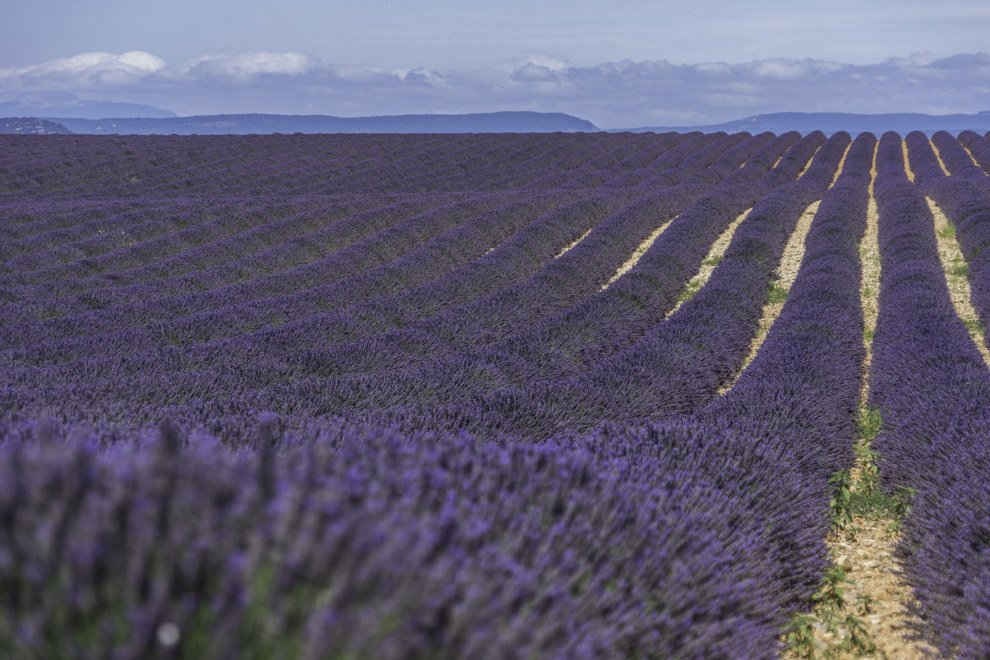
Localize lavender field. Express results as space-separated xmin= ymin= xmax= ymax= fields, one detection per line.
xmin=2 ymin=129 xmax=990 ymax=657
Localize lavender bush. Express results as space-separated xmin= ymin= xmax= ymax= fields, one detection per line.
xmin=1 ymin=130 xmax=987 ymax=656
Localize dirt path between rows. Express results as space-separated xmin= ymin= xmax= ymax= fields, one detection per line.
xmin=723 ymin=141 xmax=846 ymax=397
xmin=929 ymin=140 xmax=951 ymax=176
xmin=787 ymin=141 xmax=937 ymax=659
xmin=665 ymin=207 xmax=752 ymax=318
xmin=925 ymin=140 xmax=990 ymax=365
xmin=927 ymin=196 xmax=990 ymax=366
xmin=600 ymin=216 xmax=676 ymax=290
xmin=719 ymin=199 xmax=819 ymax=395
xmin=798 ymin=146 xmax=823 ymax=179
xmin=960 ymin=142 xmax=982 ymax=169
xmin=830 ymin=143 xmax=853 ymax=189
xmin=554 ymin=227 xmax=593 ymax=259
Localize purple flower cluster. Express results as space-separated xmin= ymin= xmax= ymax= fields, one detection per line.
xmin=909 ymin=131 xmax=990 ymax=340
xmin=873 ymin=131 xmax=990 ymax=655
xmin=0 ymin=128 xmax=984 ymax=656
xmin=959 ymin=130 xmax=990 ymax=175
xmin=1 ymin=132 xmax=701 ymax=199
xmin=3 ymin=133 xmax=786 ymax=430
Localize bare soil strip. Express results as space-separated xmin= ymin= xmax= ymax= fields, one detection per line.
xmin=859 ymin=149 xmax=881 ymax=403
xmin=789 ymin=142 xmax=937 ymax=659
xmin=554 ymin=227 xmax=594 ymax=259
xmin=798 ymin=146 xmax=824 ymax=179
xmin=902 ymin=139 xmax=917 ymax=181
xmin=718 ymin=199 xmax=819 ymax=395
xmin=600 ymin=217 xmax=676 ymax=290
xmin=960 ymin=142 xmax=982 ymax=168
xmin=717 ymin=141 xmax=842 ymax=395
xmin=927 ymin=196 xmax=990 ymax=365
xmin=830 ymin=143 xmax=853 ymax=189
xmin=929 ymin=141 xmax=951 ymax=176
xmin=665 ymin=207 xmax=753 ymax=318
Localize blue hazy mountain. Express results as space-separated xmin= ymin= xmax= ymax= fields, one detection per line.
xmin=0 ymin=117 xmax=72 ymax=134
xmin=0 ymin=96 xmax=176 ymax=120
xmin=15 ymin=109 xmax=988 ymax=137
xmin=55 ymin=112 xmax=598 ymax=134
xmin=622 ymin=111 xmax=990 ymax=135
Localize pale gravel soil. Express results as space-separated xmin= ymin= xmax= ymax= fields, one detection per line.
xmin=719 ymin=199 xmax=819 ymax=395
xmin=927 ymin=196 xmax=990 ymax=366
xmin=902 ymin=139 xmax=918 ymax=181
xmin=787 ymin=143 xmax=937 ymax=659
xmin=959 ymin=142 xmax=982 ymax=169
xmin=829 ymin=143 xmax=853 ymax=190
xmin=859 ymin=151 xmax=881 ymax=404
xmin=671 ymin=143 xmax=826 ymax=328
xmin=553 ymin=227 xmax=593 ymax=259
xmin=821 ymin=519 xmax=938 ymax=659
xmin=927 ymin=140 xmax=951 ymax=176
xmin=722 ymin=142 xmax=840 ymax=396
xmin=799 ymin=145 xmax=824 ymax=179
xmin=664 ymin=207 xmax=752 ymax=319
xmin=600 ymin=216 xmax=676 ymax=290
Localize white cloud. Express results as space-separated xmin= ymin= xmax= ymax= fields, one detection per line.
xmin=752 ymin=60 xmax=810 ymax=80
xmin=522 ymin=56 xmax=568 ymax=72
xmin=184 ymin=52 xmax=312 ymax=79
xmin=0 ymin=51 xmax=165 ymax=87
xmin=511 ymin=62 xmax=561 ymax=83
xmin=2 ymin=50 xmax=990 ymax=127
xmin=694 ymin=62 xmax=733 ymax=76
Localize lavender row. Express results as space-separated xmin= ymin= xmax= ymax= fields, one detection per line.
xmin=1 ymin=135 xmax=801 ymax=428
xmin=871 ymin=132 xmax=990 ymax=655
xmin=959 ymin=130 xmax=990 ymax=175
xmin=651 ymin=129 xmax=874 ymax=648
xmin=1 ymin=134 xmax=733 ymax=359
xmin=95 ymin=133 xmax=839 ymax=437
xmin=0 ymin=187 xmax=693 ymax=426
xmin=2 ymin=192 xmax=568 ymax=362
xmin=1 ymin=194 xmax=463 ymax=348
xmin=931 ymin=131 xmax=990 ymax=185
xmin=338 ymin=132 xmax=849 ymax=437
xmin=0 ymin=411 xmax=793 ymax=658
xmin=0 ymin=134 xmax=875 ymax=657
xmin=257 ymin=131 xmax=798 ymax=379
xmin=534 ymin=130 xmax=871 ymax=650
xmin=0 ymin=136 xmax=824 ymax=432
xmin=9 ymin=132 xmax=714 ymax=294
xmin=527 ymin=130 xmax=720 ymax=190
xmin=1 ymin=133 xmax=746 ymax=383
xmin=0 ymin=132 xmax=482 ymax=198
xmin=502 ymin=130 xmax=845 ymax=383
xmin=6 ymin=137 xmax=817 ymax=433
xmin=907 ymin=131 xmax=990 ymax=349
xmin=6 ymin=194 xmax=427 ymax=288
xmin=6 ymin=192 xmax=519 ymax=346
xmin=2 ymin=198 xmax=205 ymax=269
xmin=0 ymin=133 xmax=528 ymax=198
xmin=0 ymin=132 xmax=714 ymax=200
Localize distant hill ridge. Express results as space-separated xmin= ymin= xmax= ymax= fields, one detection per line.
xmin=622 ymin=111 xmax=990 ymax=136
xmin=9 ymin=110 xmax=990 ymax=137
xmin=0 ymin=98 xmax=175 ymax=119
xmin=0 ymin=117 xmax=71 ymax=135
xmin=51 ymin=111 xmax=598 ymax=135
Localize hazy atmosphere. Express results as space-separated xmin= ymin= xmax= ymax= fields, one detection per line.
xmin=3 ymin=1 xmax=990 ymax=127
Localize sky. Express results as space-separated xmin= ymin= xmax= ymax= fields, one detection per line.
xmin=2 ymin=1 xmax=990 ymax=127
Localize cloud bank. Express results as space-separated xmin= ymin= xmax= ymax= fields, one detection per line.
xmin=2 ymin=50 xmax=990 ymax=128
